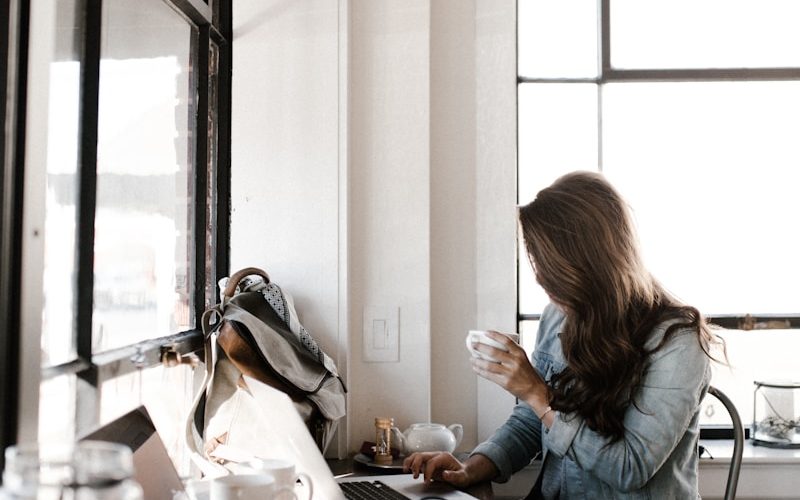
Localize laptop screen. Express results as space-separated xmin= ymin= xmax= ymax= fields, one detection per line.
xmin=80 ymin=406 xmax=186 ymax=500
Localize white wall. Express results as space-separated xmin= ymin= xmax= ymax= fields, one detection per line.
xmin=231 ymin=0 xmax=517 ymax=457
xmin=347 ymin=0 xmax=434 ymax=448
xmin=230 ymin=0 xmax=346 ymax=454
xmin=473 ymin=0 xmax=518 ymax=442
xmin=429 ymin=0 xmax=479 ymax=446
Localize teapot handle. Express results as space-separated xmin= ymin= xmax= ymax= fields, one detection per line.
xmin=448 ymin=424 xmax=463 ymax=449
xmin=390 ymin=426 xmax=405 ymax=454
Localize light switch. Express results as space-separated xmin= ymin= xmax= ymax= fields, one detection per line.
xmin=373 ymin=320 xmax=387 ymax=349
xmin=363 ymin=306 xmax=399 ymax=362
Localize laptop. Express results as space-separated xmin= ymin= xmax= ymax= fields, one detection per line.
xmin=80 ymin=405 xmax=187 ymax=500
xmin=223 ymin=375 xmax=479 ymax=500
xmin=80 ymin=380 xmax=478 ymax=499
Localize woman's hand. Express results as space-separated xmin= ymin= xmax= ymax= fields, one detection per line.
xmin=402 ymin=452 xmax=469 ymax=486
xmin=402 ymin=452 xmax=496 ymax=487
xmin=470 ymin=331 xmax=550 ymax=411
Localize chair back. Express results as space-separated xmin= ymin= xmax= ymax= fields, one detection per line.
xmin=707 ymin=386 xmax=744 ymax=500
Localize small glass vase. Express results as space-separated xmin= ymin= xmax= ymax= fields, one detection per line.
xmin=1 ymin=440 xmax=143 ymax=499
xmin=752 ymin=380 xmax=800 ymax=449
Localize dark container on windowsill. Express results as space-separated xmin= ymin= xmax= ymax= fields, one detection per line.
xmin=752 ymin=380 xmax=800 ymax=449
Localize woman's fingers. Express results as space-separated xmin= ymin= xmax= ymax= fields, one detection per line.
xmin=470 ymin=343 xmax=524 ymax=369
xmin=440 ymin=467 xmax=471 ymax=487
xmin=469 ymin=342 xmax=508 ymax=363
xmin=470 ymin=357 xmax=510 ymax=390
xmin=403 ymin=452 xmax=441 ymax=478
xmin=422 ymin=453 xmax=462 ymax=483
xmin=402 ymin=454 xmax=419 ymax=477
xmin=485 ymin=330 xmax=513 ymax=345
xmin=402 ymin=452 xmax=465 ymax=484
xmin=471 ymin=332 xmax=524 ymax=362
xmin=470 ymin=348 xmax=547 ymax=402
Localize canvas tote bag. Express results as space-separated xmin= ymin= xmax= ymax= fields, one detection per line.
xmin=185 ymin=267 xmax=346 ymax=467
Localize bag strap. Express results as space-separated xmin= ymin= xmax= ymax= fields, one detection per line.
xmin=223 ymin=267 xmax=270 ymax=302
xmin=185 ymin=267 xmax=269 ymax=464
xmin=186 ymin=300 xmax=227 ymax=460
xmin=185 ymin=328 xmax=217 ymax=457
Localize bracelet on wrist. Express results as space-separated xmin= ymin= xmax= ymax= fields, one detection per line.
xmin=538 ymin=406 xmax=554 ymax=420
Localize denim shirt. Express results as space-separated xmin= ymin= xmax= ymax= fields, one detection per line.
xmin=472 ymin=303 xmax=711 ymax=499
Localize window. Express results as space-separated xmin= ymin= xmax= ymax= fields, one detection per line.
xmin=1 ymin=0 xmax=231 ymax=476
xmin=517 ymin=0 xmax=800 ymax=430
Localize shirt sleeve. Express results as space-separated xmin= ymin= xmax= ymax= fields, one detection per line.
xmin=469 ymin=305 xmax=566 ymax=482
xmin=470 ymin=401 xmax=543 ymax=483
xmin=542 ymin=329 xmax=711 ymax=492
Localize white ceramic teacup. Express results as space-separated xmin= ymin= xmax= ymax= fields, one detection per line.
xmin=210 ymin=474 xmax=278 ymax=500
xmin=245 ymin=458 xmax=312 ymax=500
xmin=466 ymin=330 xmax=520 ymax=362
xmin=184 ymin=478 xmax=212 ymax=500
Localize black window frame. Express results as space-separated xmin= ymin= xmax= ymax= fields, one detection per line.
xmin=0 ymin=0 xmax=232 ymax=475
xmin=1 ymin=0 xmax=30 ymax=477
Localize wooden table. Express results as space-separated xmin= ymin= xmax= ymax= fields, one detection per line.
xmin=327 ymin=456 xmax=494 ymax=499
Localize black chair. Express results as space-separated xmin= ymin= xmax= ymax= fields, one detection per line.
xmin=706 ymin=386 xmax=744 ymax=500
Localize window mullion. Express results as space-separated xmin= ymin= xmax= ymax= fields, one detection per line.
xmin=599 ymin=0 xmax=610 ymax=76
xmin=596 ymin=83 xmax=603 ymax=172
xmin=72 ymin=0 xmax=103 ymax=435
xmin=214 ymin=2 xmax=232 ymax=285
xmin=606 ymin=67 xmax=800 ymax=82
xmin=193 ymin=26 xmax=209 ymax=324
xmin=166 ymin=0 xmax=212 ymax=26
xmin=74 ymin=0 xmax=101 ymax=363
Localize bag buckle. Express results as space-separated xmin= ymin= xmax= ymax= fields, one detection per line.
xmin=161 ymin=345 xmax=201 ymax=368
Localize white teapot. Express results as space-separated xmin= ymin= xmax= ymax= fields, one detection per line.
xmin=390 ymin=423 xmax=464 ymax=455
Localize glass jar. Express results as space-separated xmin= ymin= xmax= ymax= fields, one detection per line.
xmin=0 ymin=441 xmax=143 ymax=499
xmin=752 ymin=380 xmax=800 ymax=449
xmin=374 ymin=417 xmax=394 ymax=465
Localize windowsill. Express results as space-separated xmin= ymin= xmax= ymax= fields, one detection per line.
xmin=699 ymin=439 xmax=800 ymax=464
xmin=493 ymin=441 xmax=800 ymax=500
xmin=698 ymin=439 xmax=800 ymax=499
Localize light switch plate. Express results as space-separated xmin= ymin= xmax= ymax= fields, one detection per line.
xmin=362 ymin=306 xmax=399 ymax=362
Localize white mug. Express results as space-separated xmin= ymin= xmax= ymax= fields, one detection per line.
xmin=210 ymin=474 xmax=278 ymax=500
xmin=184 ymin=478 xmax=212 ymax=500
xmin=245 ymin=458 xmax=313 ymax=500
xmin=466 ymin=330 xmax=520 ymax=363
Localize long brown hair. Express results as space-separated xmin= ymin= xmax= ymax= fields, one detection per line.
xmin=518 ymin=171 xmax=722 ymax=441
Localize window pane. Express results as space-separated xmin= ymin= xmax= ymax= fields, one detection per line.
xmin=519 ymin=239 xmax=550 ymax=317
xmin=519 ymin=320 xmax=540 ymax=357
xmin=602 ymin=81 xmax=800 ymax=315
xmin=611 ymin=0 xmax=800 ymax=69
xmin=518 ymin=0 xmax=598 ymax=78
xmin=39 ymin=374 xmax=76 ymax=444
xmin=518 ymin=83 xmax=598 ymax=315
xmin=704 ymin=329 xmax=797 ymax=428
xmin=93 ymin=0 xmax=196 ymax=352
xmin=42 ymin=0 xmax=81 ymax=367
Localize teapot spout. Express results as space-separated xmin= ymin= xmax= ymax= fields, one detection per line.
xmin=390 ymin=426 xmax=406 ymax=454
xmin=448 ymin=424 xmax=464 ymax=449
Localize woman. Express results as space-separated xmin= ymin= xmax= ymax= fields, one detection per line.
xmin=404 ymin=171 xmax=724 ymax=498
